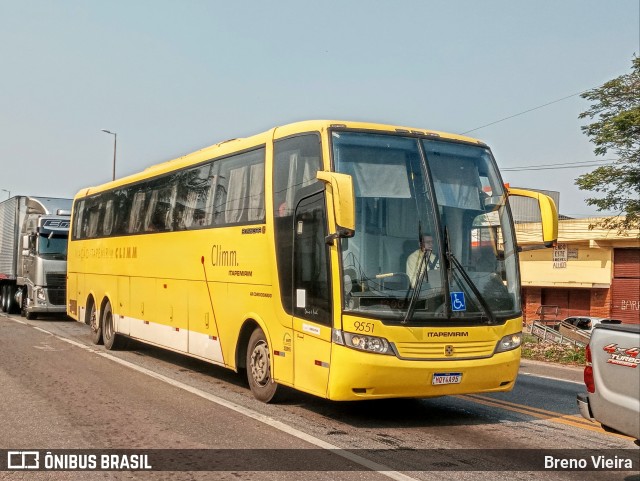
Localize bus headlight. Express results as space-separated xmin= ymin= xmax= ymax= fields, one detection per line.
xmin=333 ymin=329 xmax=394 ymax=355
xmin=495 ymin=333 xmax=522 ymax=353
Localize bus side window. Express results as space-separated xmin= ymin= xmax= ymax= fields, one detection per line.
xmin=73 ymin=200 xmax=85 ymax=240
xmin=86 ymin=199 xmax=103 ymax=238
xmin=143 ymin=191 xmax=159 ymax=232
xmin=248 ymin=162 xmax=265 ymax=222
xmin=225 ymin=165 xmax=248 ymax=224
xmin=175 ymin=163 xmax=214 ymax=230
xmin=129 ymin=191 xmax=146 ymax=234
xmin=213 ymin=148 xmax=265 ymax=226
xmin=103 ymin=200 xmax=114 ymax=236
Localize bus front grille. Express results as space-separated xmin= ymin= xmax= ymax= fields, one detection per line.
xmin=394 ymin=340 xmax=497 ymax=360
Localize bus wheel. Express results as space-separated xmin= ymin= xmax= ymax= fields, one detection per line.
xmin=102 ymin=301 xmax=123 ymax=350
xmin=88 ymin=300 xmax=102 ymax=345
xmin=246 ymin=327 xmax=279 ymax=403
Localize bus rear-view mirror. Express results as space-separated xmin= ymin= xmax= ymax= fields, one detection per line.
xmin=316 ymin=171 xmax=356 ymax=243
xmin=507 ymin=187 xmax=558 ymax=247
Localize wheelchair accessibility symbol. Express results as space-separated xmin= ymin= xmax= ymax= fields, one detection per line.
xmin=450 ymin=292 xmax=466 ymax=311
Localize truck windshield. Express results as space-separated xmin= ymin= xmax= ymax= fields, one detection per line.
xmin=38 ymin=233 xmax=68 ymax=259
xmin=332 ymin=131 xmax=520 ymax=324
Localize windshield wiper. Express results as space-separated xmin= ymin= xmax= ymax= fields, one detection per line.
xmin=402 ymin=224 xmax=430 ymax=324
xmin=444 ymin=228 xmax=497 ymax=324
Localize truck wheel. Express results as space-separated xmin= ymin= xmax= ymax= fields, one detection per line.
xmin=102 ymin=301 xmax=125 ymax=350
xmin=20 ymin=289 xmax=27 ymax=317
xmin=246 ymin=327 xmax=280 ymax=403
xmin=87 ymin=301 xmax=103 ymax=345
xmin=0 ymin=285 xmax=7 ymax=312
xmin=6 ymin=285 xmax=17 ymax=314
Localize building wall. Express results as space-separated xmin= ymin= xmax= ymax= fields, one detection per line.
xmin=590 ymin=288 xmax=611 ymax=318
xmin=518 ymin=218 xmax=639 ymax=325
xmin=520 ymin=243 xmax=612 ymax=289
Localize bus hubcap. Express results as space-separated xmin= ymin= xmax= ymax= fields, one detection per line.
xmin=250 ymin=341 xmax=270 ymax=386
xmin=90 ymin=307 xmax=98 ymax=332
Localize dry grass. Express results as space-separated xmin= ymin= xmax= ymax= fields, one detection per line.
xmin=521 ymin=334 xmax=586 ymax=366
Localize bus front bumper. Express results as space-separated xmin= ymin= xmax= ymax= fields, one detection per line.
xmin=327 ymin=344 xmax=520 ymax=401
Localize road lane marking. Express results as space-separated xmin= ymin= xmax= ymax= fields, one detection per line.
xmin=457 ymin=394 xmax=634 ymax=440
xmin=33 ymin=326 xmax=54 ymax=335
xmin=4 ymin=316 xmax=418 ymax=481
xmin=519 ymin=372 xmax=584 ymax=385
xmin=464 ymin=394 xmax=593 ymax=424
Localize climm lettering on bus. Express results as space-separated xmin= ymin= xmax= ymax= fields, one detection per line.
xmin=115 ymin=247 xmax=138 ymax=259
xmin=78 ymin=246 xmax=137 ymax=259
xmin=211 ymin=244 xmax=238 ymax=267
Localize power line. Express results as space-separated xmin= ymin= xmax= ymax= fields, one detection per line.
xmin=460 ymin=88 xmax=596 ymax=135
xmin=502 ymin=159 xmax=617 ymax=172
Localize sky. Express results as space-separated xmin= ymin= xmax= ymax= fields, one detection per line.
xmin=1 ymin=0 xmax=638 ymax=218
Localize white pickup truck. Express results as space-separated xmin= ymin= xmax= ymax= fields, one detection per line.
xmin=577 ymin=322 xmax=640 ymax=445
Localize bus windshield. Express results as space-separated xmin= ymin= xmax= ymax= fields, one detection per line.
xmin=332 ymin=131 xmax=520 ymax=324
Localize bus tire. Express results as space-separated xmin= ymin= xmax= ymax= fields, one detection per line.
xmin=246 ymin=327 xmax=279 ymax=403
xmin=87 ymin=299 xmax=103 ymax=345
xmin=102 ymin=301 xmax=125 ymax=350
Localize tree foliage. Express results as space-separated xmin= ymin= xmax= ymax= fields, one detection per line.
xmin=575 ymin=56 xmax=640 ymax=233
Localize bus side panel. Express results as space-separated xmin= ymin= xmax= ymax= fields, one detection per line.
xmin=76 ymin=273 xmax=86 ymax=323
xmin=187 ymin=280 xmax=224 ymax=364
xmin=93 ymin=273 xmax=118 ymax=320
xmin=67 ymin=272 xmax=78 ymax=320
xmin=127 ymin=277 xmax=188 ymax=352
xmin=155 ymin=279 xmax=188 ymax=352
xmin=129 ymin=276 xmax=156 ymax=342
xmin=292 ymin=318 xmax=331 ymax=397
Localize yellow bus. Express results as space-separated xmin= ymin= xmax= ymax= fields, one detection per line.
xmin=67 ymin=120 xmax=557 ymax=402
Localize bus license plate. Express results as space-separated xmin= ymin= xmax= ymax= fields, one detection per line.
xmin=432 ymin=373 xmax=462 ymax=385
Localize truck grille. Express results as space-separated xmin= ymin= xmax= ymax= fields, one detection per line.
xmin=48 ymin=288 xmax=66 ymax=306
xmin=46 ymin=273 xmax=66 ymax=288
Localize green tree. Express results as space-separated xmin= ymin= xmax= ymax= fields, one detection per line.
xmin=575 ymin=56 xmax=640 ymax=232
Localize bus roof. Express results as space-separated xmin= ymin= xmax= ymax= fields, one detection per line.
xmin=75 ymin=120 xmax=485 ymax=199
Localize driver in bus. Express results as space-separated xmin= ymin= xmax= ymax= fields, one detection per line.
xmin=406 ymin=234 xmax=439 ymax=288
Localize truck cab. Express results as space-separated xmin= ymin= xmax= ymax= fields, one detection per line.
xmin=0 ymin=196 xmax=73 ymax=319
xmin=18 ymin=209 xmax=71 ymax=318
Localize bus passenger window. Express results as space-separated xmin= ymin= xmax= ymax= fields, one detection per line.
xmin=129 ymin=191 xmax=146 ymax=234
xmin=225 ymin=165 xmax=248 ymax=224
xmin=103 ymin=200 xmax=114 ymax=235
xmin=213 ymin=148 xmax=265 ymax=226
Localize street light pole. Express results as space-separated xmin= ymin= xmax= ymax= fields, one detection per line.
xmin=101 ymin=129 xmax=117 ymax=181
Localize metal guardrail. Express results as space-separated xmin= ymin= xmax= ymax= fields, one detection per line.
xmin=525 ymin=321 xmax=588 ymax=348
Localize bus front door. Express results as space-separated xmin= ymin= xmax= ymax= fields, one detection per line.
xmin=292 ymin=192 xmax=332 ymax=397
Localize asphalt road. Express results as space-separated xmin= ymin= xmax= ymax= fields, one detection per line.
xmin=0 ymin=313 xmax=638 ymax=481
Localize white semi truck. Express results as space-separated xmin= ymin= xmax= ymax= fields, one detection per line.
xmin=0 ymin=196 xmax=72 ymax=319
